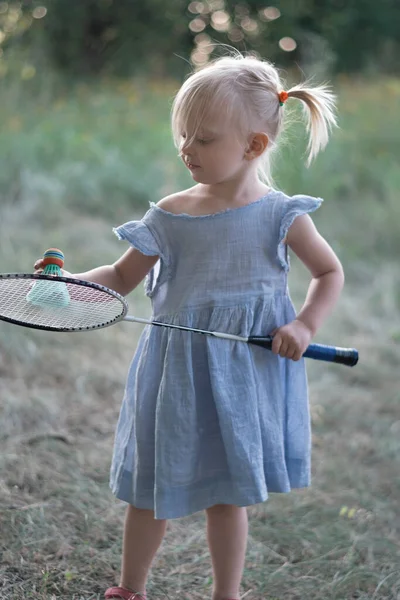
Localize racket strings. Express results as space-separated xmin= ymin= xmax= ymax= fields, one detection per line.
xmin=0 ymin=276 xmax=125 ymax=330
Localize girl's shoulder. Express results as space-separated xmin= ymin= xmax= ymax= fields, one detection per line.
xmin=155 ymin=191 xmax=194 ymax=215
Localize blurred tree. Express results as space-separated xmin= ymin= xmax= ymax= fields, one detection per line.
xmin=41 ymin=0 xmax=192 ymax=77
xmin=275 ymin=0 xmax=400 ymax=74
xmin=0 ymin=0 xmax=399 ymax=78
xmin=191 ymin=0 xmax=400 ymax=75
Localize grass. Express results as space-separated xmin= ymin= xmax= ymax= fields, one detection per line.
xmin=0 ymin=71 xmax=400 ymax=599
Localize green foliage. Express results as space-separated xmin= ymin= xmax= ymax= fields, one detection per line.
xmin=0 ymin=77 xmax=185 ymax=223
xmin=278 ymin=77 xmax=400 ymax=262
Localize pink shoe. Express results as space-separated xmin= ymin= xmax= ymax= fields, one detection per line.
xmin=105 ymin=586 xmax=146 ymax=600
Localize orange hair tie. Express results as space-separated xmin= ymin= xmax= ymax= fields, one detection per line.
xmin=278 ymin=91 xmax=289 ymax=106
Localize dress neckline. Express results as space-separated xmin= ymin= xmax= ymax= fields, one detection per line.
xmin=149 ymin=189 xmax=278 ymax=219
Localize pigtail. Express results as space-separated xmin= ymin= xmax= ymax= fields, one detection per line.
xmin=287 ymin=83 xmax=337 ymax=166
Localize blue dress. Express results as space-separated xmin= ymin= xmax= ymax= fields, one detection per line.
xmin=109 ymin=189 xmax=322 ymax=519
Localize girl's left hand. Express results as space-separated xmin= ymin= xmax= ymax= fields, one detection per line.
xmin=270 ymin=319 xmax=313 ymax=361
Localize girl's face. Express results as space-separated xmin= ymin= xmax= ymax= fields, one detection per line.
xmin=179 ymin=116 xmax=249 ymax=185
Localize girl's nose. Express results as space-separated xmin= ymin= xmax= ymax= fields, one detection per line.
xmin=179 ymin=146 xmax=192 ymax=162
xmin=180 ymin=136 xmax=193 ymax=154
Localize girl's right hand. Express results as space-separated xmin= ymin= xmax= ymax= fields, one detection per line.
xmin=33 ymin=258 xmax=73 ymax=278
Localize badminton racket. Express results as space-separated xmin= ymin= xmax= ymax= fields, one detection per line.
xmin=0 ymin=249 xmax=359 ymax=367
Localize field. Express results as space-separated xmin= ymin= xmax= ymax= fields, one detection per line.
xmin=0 ymin=74 xmax=399 ymax=600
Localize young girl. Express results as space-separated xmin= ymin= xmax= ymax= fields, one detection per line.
xmin=35 ymin=53 xmax=344 ymax=600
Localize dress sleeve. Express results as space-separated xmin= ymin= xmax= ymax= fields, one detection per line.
xmin=113 ymin=220 xmax=160 ymax=257
xmin=112 ymin=206 xmax=171 ymax=298
xmin=277 ymin=194 xmax=323 ymax=272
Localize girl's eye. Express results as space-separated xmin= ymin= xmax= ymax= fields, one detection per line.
xmin=197 ymin=138 xmax=213 ymax=144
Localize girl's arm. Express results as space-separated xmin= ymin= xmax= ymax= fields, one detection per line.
xmin=75 ymin=248 xmax=159 ymax=296
xmin=35 ymin=248 xmax=159 ymax=297
xmin=272 ymin=214 xmax=345 ymax=360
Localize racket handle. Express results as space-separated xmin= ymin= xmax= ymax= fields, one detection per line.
xmin=303 ymin=343 xmax=358 ymax=366
xmin=248 ymin=336 xmax=358 ymax=367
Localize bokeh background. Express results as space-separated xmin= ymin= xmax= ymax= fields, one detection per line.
xmin=0 ymin=1 xmax=399 ymax=599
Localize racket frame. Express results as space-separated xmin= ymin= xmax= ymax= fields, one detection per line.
xmin=0 ymin=273 xmax=358 ymax=366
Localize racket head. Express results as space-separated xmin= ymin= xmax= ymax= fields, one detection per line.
xmin=0 ymin=273 xmax=128 ymax=332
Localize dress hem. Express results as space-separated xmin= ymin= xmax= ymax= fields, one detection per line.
xmin=109 ymin=468 xmax=311 ymax=520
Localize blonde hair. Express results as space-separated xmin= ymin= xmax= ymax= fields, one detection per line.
xmin=171 ymin=50 xmax=337 ymax=186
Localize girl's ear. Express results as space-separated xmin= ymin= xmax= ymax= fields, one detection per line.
xmin=244 ymin=133 xmax=269 ymax=160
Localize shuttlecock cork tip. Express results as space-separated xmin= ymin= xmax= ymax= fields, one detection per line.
xmin=42 ymin=248 xmax=65 ymax=268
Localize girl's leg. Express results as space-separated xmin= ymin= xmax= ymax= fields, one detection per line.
xmin=119 ymin=505 xmax=168 ymax=595
xmin=206 ymin=504 xmax=248 ymax=600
